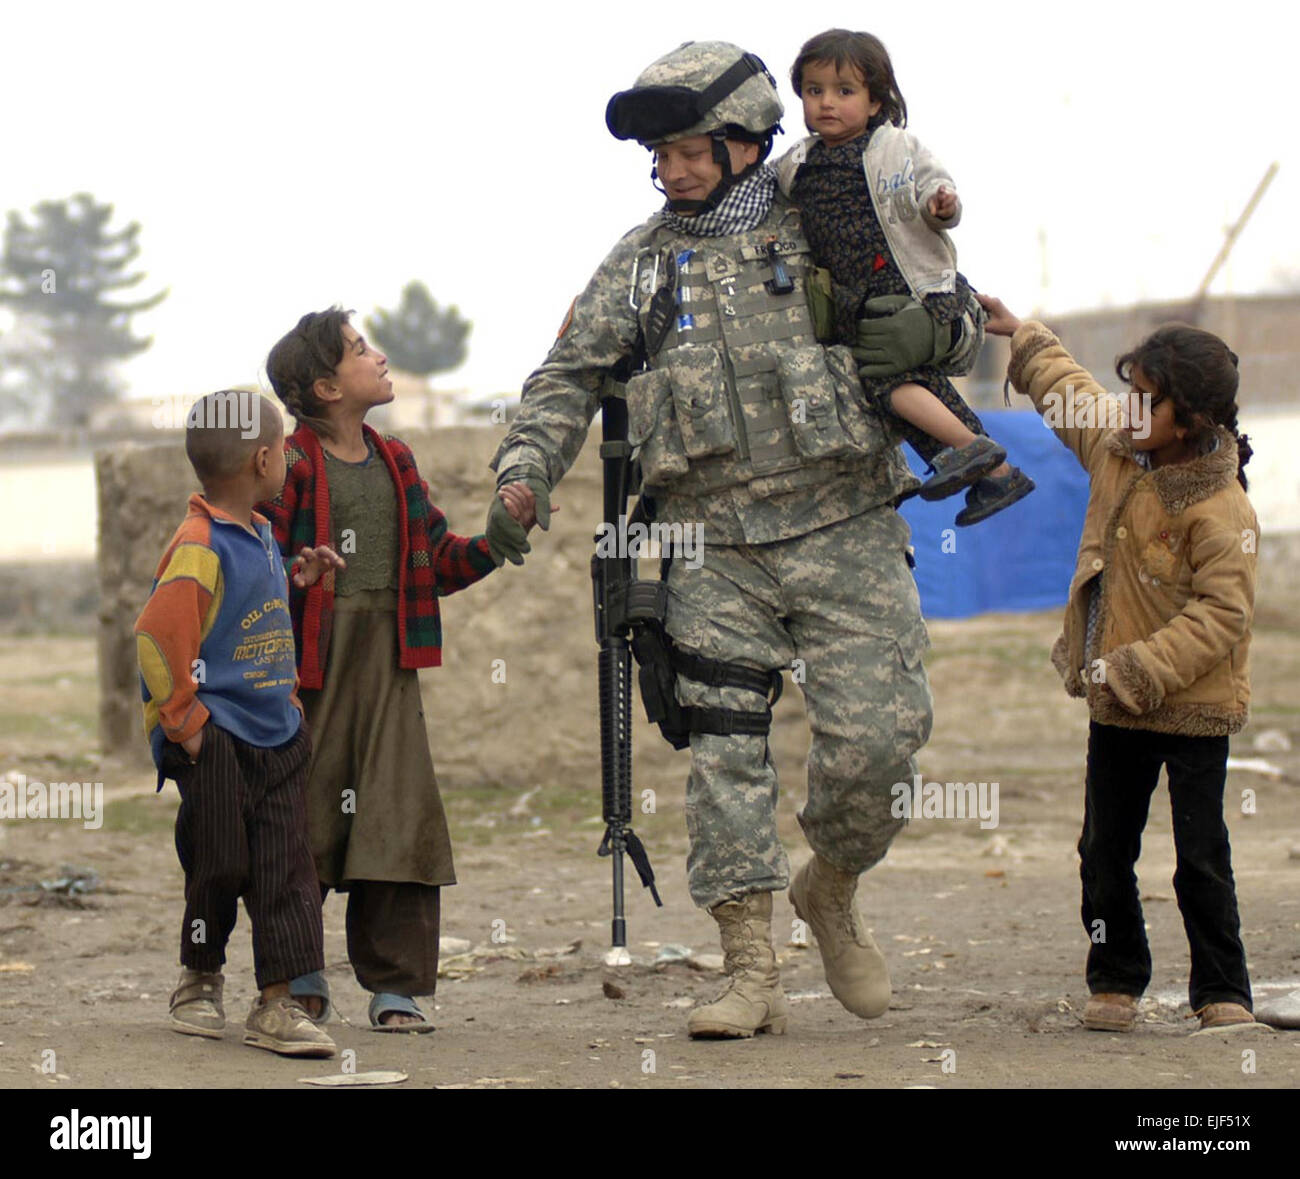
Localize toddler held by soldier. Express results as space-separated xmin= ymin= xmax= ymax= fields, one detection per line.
xmin=774 ymin=28 xmax=1035 ymax=526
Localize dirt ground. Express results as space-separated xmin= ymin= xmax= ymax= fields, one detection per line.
xmin=2 ymin=588 xmax=1299 ymax=1093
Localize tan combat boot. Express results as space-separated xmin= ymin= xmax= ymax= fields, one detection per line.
xmin=687 ymin=892 xmax=789 ymax=1039
xmin=789 ymin=854 xmax=890 ymax=1018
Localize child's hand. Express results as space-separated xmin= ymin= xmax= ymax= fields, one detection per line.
xmin=498 ymin=481 xmax=559 ymax=534
xmin=976 ymin=293 xmax=1022 ymax=338
xmin=180 ymin=730 xmax=203 ymax=760
xmin=292 ymin=545 xmax=347 ymax=588
xmin=927 ymin=186 xmax=958 ymax=221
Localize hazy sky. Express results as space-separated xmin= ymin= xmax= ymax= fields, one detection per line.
xmin=3 ymin=0 xmax=1296 ymax=405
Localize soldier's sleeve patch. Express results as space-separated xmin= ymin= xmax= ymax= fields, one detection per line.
xmin=556 ymin=298 xmax=576 ymax=339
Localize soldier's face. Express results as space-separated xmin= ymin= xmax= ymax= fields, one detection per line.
xmin=653 ymin=135 xmax=760 ymax=208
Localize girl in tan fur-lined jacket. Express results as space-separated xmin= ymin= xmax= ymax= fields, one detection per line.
xmin=979 ymin=293 xmax=1259 ymax=1037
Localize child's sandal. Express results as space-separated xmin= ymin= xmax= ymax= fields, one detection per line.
xmin=918 ymin=436 xmax=1006 ymax=501
xmin=289 ymin=969 xmax=332 ymax=1026
xmin=368 ymin=992 xmax=434 ymax=1033
xmin=955 ymin=466 xmax=1036 ymax=527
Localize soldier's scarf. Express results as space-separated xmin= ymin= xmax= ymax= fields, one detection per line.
xmin=660 ymin=165 xmax=776 ymax=237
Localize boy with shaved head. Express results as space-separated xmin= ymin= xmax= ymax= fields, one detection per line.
xmin=135 ymin=390 xmax=344 ymax=1057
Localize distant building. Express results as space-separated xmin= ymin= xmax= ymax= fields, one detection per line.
xmin=967 ymin=292 xmax=1300 ymax=411
xmin=367 ymin=372 xmax=472 ymax=430
xmin=966 ymin=292 xmax=1300 ymax=534
xmin=84 ymin=370 xmax=489 ymax=434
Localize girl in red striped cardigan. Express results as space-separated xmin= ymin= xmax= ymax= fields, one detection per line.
xmin=259 ymin=306 xmax=522 ymax=1030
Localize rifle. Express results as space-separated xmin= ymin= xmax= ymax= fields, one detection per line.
xmin=592 ymin=381 xmax=663 ymax=965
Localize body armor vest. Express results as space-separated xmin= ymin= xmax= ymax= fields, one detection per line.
xmin=625 ymin=198 xmax=897 ymax=500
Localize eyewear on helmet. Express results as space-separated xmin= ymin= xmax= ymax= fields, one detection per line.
xmin=605 ymin=52 xmax=770 ymax=143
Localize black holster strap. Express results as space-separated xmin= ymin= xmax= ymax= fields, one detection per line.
xmin=670 ymin=646 xmax=783 ymax=704
xmin=682 ymin=703 xmax=773 ymax=738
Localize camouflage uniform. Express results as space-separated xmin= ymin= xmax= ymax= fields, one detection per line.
xmin=493 ymin=190 xmax=934 ymax=909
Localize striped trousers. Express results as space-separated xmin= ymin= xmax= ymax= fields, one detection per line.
xmin=170 ymin=721 xmax=324 ymax=989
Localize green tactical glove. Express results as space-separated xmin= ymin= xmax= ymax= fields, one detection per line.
xmin=486 ymin=467 xmax=552 ymax=567
xmin=486 ymin=497 xmax=530 ymax=567
xmin=521 ymin=474 xmax=552 ymax=531
xmin=851 ymin=295 xmax=950 ymax=377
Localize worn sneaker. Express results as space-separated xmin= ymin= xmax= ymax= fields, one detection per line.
xmin=1082 ymin=991 xmax=1138 ymax=1032
xmin=244 ymin=996 xmax=337 ymax=1058
xmin=169 ymin=968 xmax=225 ymax=1038
xmin=1193 ymin=1002 xmax=1256 ymax=1032
xmin=918 ymin=437 xmax=1006 ymax=501
xmin=955 ymin=466 xmax=1036 ymax=527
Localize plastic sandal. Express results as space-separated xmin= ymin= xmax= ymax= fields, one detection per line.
xmin=918 ymin=436 xmax=1006 ymax=501
xmin=955 ymin=466 xmax=1036 ymax=526
xmin=289 ymin=969 xmax=332 ymax=1026
xmin=368 ymin=992 xmax=435 ymax=1034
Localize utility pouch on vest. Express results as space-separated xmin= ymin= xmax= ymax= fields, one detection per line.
xmin=825 ymin=343 xmax=893 ymax=453
xmin=805 ymin=266 xmax=835 ymax=343
xmin=775 ymin=345 xmax=856 ymax=461
xmin=626 ymin=367 xmax=690 ymax=486
xmin=664 ymin=347 xmax=736 ymax=459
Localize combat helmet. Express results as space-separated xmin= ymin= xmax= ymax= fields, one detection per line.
xmin=605 ymin=41 xmax=783 ymax=213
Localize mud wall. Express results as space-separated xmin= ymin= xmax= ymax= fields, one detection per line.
xmin=94 ymin=425 xmax=1300 ymax=787
xmin=95 ymin=426 xmax=666 ymax=791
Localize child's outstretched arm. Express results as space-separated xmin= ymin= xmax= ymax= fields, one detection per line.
xmin=387 ymin=437 xmax=497 ymax=594
xmin=427 ymin=501 xmax=497 ymax=593
xmin=979 ymin=294 xmax=1119 ymax=474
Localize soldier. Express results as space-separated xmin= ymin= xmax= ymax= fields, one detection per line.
xmin=487 ymin=41 xmax=980 ymax=1038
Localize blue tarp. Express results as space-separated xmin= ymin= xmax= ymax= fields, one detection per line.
xmin=897 ymin=410 xmax=1090 ymax=619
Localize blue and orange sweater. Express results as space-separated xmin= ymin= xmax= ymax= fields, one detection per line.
xmin=135 ymin=494 xmax=302 ymax=783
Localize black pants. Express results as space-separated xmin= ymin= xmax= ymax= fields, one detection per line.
xmin=1080 ymin=721 xmax=1251 ymax=1011
xmin=170 ymin=722 xmax=324 ymax=989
